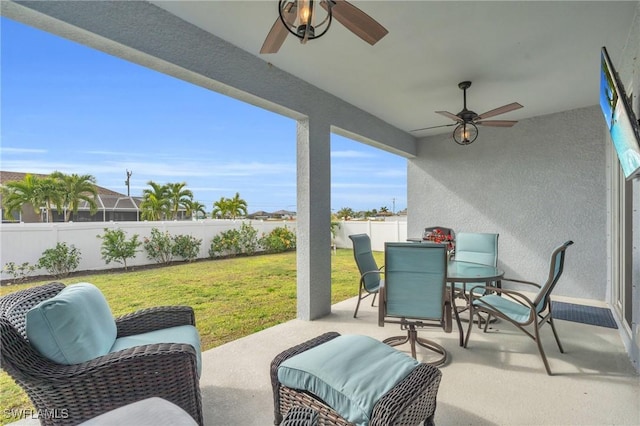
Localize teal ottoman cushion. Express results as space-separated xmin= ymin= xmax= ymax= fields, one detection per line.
xmin=26 ymin=283 xmax=117 ymax=364
xmin=110 ymin=325 xmax=202 ymax=377
xmin=277 ymin=335 xmax=419 ymax=426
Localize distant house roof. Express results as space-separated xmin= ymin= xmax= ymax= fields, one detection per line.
xmin=247 ymin=210 xmax=270 ymax=219
xmin=247 ymin=210 xmax=296 ymax=219
xmin=272 ymin=210 xmax=296 ymax=216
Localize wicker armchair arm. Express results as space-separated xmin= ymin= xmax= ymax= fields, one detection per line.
xmin=370 ymin=363 xmax=442 ymax=426
xmin=271 ymin=332 xmax=341 ymax=425
xmin=116 ymin=305 xmax=195 ymax=337
xmin=1 ymin=321 xmax=203 ymax=425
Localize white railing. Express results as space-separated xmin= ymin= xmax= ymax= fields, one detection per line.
xmin=0 ymin=219 xmax=408 ymax=280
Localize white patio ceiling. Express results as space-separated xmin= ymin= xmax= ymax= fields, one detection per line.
xmin=150 ymin=1 xmax=637 ymax=138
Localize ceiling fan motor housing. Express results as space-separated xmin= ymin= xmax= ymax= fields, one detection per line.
xmin=457 ymin=108 xmax=479 ymax=122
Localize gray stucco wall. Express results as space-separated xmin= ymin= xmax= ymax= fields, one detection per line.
xmin=409 ymin=105 xmax=607 ymax=300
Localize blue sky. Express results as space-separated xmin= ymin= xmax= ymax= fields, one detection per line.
xmin=0 ymin=17 xmax=407 ymax=214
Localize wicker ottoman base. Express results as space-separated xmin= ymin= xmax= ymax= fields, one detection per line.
xmin=271 ymin=332 xmax=442 ymax=426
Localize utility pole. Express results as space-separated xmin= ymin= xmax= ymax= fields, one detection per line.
xmin=392 ymin=197 xmax=396 ymax=215
xmin=125 ymin=170 xmax=132 ymax=197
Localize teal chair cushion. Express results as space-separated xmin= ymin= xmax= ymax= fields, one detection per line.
xmin=385 ymin=244 xmax=446 ymax=319
xmin=277 ymin=335 xmax=419 ymax=426
xmin=26 ymin=283 xmax=117 ymax=365
xmin=473 ymin=294 xmax=532 ymax=323
xmin=111 ymin=325 xmax=202 ymax=377
xmin=453 ymin=232 xmax=499 ymax=291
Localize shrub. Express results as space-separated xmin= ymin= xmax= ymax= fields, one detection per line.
xmin=37 ymin=242 xmax=81 ymax=278
xmin=238 ymin=222 xmax=259 ymax=256
xmin=209 ymin=223 xmax=260 ymax=258
xmin=2 ymin=261 xmax=37 ymax=283
xmin=97 ymin=228 xmax=141 ymax=270
xmin=172 ymin=234 xmax=202 ymax=262
xmin=260 ymin=226 xmax=296 ymax=253
xmin=143 ymin=228 xmax=174 ymax=264
xmin=209 ymin=228 xmax=242 ymax=258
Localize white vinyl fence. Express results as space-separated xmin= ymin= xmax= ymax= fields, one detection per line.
xmin=0 ymin=219 xmax=408 ymax=281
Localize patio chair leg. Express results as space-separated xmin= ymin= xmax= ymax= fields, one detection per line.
xmin=452 ymin=304 xmax=464 ymax=346
xmin=534 ymin=324 xmax=553 ymax=375
xmin=464 ymin=310 xmax=475 ymax=348
xmin=371 ymin=292 xmax=377 ymax=307
xmin=383 ymin=335 xmax=410 ymax=348
xmin=548 ymin=317 xmax=565 ymax=353
xmin=353 ymin=287 xmax=364 ymax=318
xmin=483 ymin=314 xmax=491 ymax=332
xmin=409 ymin=328 xmax=418 ymax=359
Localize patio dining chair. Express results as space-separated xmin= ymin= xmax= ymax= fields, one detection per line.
xmin=464 ymin=240 xmax=574 ymax=375
xmin=348 ymin=233 xmax=383 ymax=318
xmin=379 ymin=242 xmax=452 ymax=365
xmin=0 ymin=282 xmax=203 ymax=425
xmin=452 ymin=232 xmax=499 ymax=299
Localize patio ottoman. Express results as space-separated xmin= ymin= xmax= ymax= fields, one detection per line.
xmin=271 ymin=332 xmax=442 ymax=426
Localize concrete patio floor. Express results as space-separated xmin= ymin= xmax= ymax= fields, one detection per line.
xmin=8 ymin=295 xmax=638 ymax=426
xmin=200 ymin=296 xmax=639 ymax=426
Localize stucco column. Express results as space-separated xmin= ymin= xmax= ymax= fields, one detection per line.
xmin=296 ymin=118 xmax=331 ymax=320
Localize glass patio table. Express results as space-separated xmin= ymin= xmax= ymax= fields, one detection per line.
xmin=447 ymin=260 xmax=504 ymax=346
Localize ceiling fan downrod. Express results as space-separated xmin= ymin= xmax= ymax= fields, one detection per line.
xmin=457 ymin=81 xmax=475 ymax=120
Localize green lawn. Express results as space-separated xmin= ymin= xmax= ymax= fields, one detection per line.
xmin=0 ymin=248 xmax=383 ymax=425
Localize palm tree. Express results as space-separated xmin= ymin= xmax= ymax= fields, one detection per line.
xmin=140 ymin=181 xmax=169 ymax=221
xmin=34 ymin=176 xmax=64 ymax=223
xmin=336 ymin=207 xmax=355 ymax=220
xmin=211 ymin=196 xmax=230 ymax=219
xmin=212 ymin=193 xmax=248 ymax=219
xmin=165 ymin=182 xmax=193 ymax=220
xmin=227 ymin=192 xmax=248 ymax=219
xmin=185 ymin=200 xmax=206 ymax=219
xmin=2 ymin=174 xmax=44 ymax=221
xmin=51 ymin=171 xmax=98 ymax=222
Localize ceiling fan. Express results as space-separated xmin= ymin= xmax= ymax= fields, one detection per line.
xmin=260 ymin=0 xmax=388 ymax=54
xmin=411 ymin=81 xmax=523 ymax=145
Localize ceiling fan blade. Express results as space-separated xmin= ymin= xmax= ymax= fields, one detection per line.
xmin=477 ymin=102 xmax=523 ymax=120
xmin=260 ymin=3 xmax=296 ymax=54
xmin=410 ymin=123 xmax=457 ymax=132
xmin=476 ymin=120 xmax=519 ymax=127
xmin=323 ymin=0 xmax=388 ymax=45
xmin=435 ymin=111 xmax=463 ymax=123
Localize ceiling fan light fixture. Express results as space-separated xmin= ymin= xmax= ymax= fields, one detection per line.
xmin=453 ymin=122 xmax=478 ymax=145
xmin=279 ymin=0 xmax=332 ymax=44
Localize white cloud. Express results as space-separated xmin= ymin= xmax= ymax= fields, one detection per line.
xmin=83 ymin=150 xmax=149 ymax=157
xmin=331 ymin=150 xmax=375 ymax=159
xmin=1 ymin=147 xmax=47 ymax=154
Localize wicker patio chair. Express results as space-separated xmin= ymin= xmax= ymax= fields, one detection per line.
xmin=271 ymin=332 xmax=442 ymax=426
xmin=0 ymin=282 xmax=203 ymax=426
